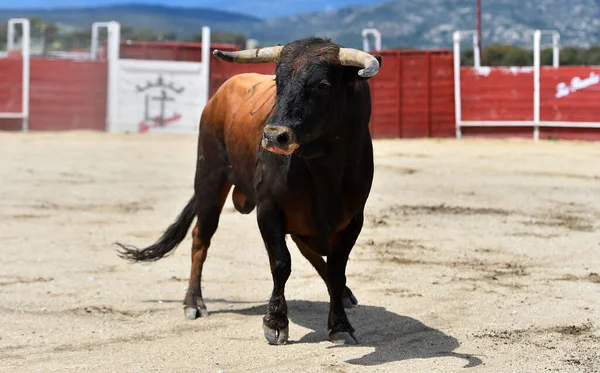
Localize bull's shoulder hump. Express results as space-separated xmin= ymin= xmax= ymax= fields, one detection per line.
xmin=226 ymin=73 xmax=276 ymax=90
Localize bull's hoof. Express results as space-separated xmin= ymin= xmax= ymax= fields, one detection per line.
xmin=342 ymin=294 xmax=358 ymax=309
xmin=343 ymin=287 xmax=358 ymax=309
xmin=328 ymin=331 xmax=359 ymax=345
xmin=263 ymin=323 xmax=289 ymax=345
xmin=184 ymin=305 xmax=209 ymax=320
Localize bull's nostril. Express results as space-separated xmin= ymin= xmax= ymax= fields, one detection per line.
xmin=276 ymin=133 xmax=290 ymax=146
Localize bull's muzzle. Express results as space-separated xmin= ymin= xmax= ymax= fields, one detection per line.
xmin=262 ymin=125 xmax=299 ymax=155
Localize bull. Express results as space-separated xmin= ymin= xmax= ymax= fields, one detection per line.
xmin=117 ymin=37 xmax=382 ymax=345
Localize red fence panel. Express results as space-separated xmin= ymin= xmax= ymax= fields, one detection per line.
xmin=0 ymin=57 xmax=22 ymax=113
xmin=459 ymin=66 xmax=600 ymax=140
xmin=540 ymin=67 xmax=600 ymax=122
xmin=369 ymin=51 xmax=402 ymax=138
xmin=430 ymin=54 xmax=455 ymax=138
xmin=0 ymin=56 xmax=24 ymax=130
xmin=460 ymin=67 xmax=534 ymax=139
xmin=461 ymin=67 xmax=534 ymax=122
xmin=538 ymin=66 xmax=600 ymax=140
xmin=369 ymin=50 xmax=454 ymax=139
xmin=29 ymin=58 xmax=107 ymax=131
xmin=401 ymin=54 xmax=429 ymax=138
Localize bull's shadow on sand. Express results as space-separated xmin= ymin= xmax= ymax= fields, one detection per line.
xmin=212 ymin=300 xmax=483 ymax=367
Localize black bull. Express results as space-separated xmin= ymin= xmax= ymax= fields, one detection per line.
xmin=117 ymin=37 xmax=383 ymax=345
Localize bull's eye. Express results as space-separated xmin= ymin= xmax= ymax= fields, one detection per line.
xmin=317 ymin=80 xmax=331 ymax=90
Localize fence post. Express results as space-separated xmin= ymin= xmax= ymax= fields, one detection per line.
xmin=473 ymin=33 xmax=481 ymax=69
xmin=106 ymin=21 xmax=121 ymax=132
xmin=533 ymin=29 xmax=541 ymax=141
xmin=5 ymin=19 xmax=30 ymax=132
xmin=91 ymin=22 xmax=111 ymax=60
xmin=553 ymin=32 xmax=560 ymax=68
xmin=201 ymin=26 xmax=211 ymax=112
xmin=22 ymin=20 xmax=30 ymax=132
xmin=453 ymin=31 xmax=462 ymax=138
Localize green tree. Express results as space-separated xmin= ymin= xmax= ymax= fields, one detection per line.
xmin=584 ymin=46 xmax=600 ymax=65
xmin=461 ymin=49 xmax=475 ymax=66
xmin=540 ymin=48 xmax=554 ymax=65
xmin=160 ymin=32 xmax=177 ymax=41
xmin=500 ymin=47 xmax=532 ymax=66
xmin=559 ymin=47 xmax=585 ymax=65
xmin=481 ymin=44 xmax=517 ymax=66
xmin=0 ymin=23 xmax=6 ymax=50
xmin=58 ymin=29 xmax=94 ymax=50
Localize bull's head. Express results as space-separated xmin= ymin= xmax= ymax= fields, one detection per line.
xmin=213 ymin=38 xmax=381 ymax=156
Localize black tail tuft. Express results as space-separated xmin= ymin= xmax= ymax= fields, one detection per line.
xmin=116 ymin=196 xmax=197 ymax=262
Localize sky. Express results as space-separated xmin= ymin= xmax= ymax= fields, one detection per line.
xmin=0 ymin=0 xmax=383 ymax=18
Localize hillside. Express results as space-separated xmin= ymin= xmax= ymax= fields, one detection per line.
xmin=202 ymin=0 xmax=383 ymax=18
xmin=245 ymin=0 xmax=600 ymax=49
xmin=2 ymin=0 xmax=600 ymax=49
xmin=0 ymin=4 xmax=260 ymax=37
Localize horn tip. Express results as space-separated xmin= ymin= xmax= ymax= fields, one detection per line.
xmin=213 ymin=49 xmax=235 ymax=63
xmin=358 ymin=66 xmax=379 ymax=78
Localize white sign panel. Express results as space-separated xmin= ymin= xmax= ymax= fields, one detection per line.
xmin=115 ymin=59 xmax=208 ymax=133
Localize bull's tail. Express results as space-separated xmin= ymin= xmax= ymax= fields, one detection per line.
xmin=116 ymin=196 xmax=197 ymax=262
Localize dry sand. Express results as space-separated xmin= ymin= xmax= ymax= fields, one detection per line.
xmin=1 ymin=132 xmax=599 ymax=372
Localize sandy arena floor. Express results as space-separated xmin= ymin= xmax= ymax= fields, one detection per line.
xmin=1 ymin=132 xmax=599 ymax=372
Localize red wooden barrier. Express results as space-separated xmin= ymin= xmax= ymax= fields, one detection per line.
xmin=459 ymin=67 xmax=534 ymax=138
xmin=538 ymin=66 xmax=600 ymax=140
xmin=0 ymin=57 xmax=107 ymax=131
xmin=29 ymin=58 xmax=107 ymax=131
xmin=369 ymin=51 xmax=401 ymax=138
xmin=460 ymin=67 xmax=534 ymax=122
xmin=540 ymin=67 xmax=600 ymax=122
xmin=0 ymin=55 xmax=24 ymax=130
xmin=369 ymin=50 xmax=455 ymax=138
xmin=0 ymin=57 xmax=22 ymax=113
xmin=429 ymin=54 xmax=456 ymax=138
xmin=459 ymin=66 xmax=600 ymax=140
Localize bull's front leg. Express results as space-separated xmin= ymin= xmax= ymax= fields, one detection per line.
xmin=327 ymin=212 xmax=364 ymax=345
xmin=257 ymin=202 xmax=291 ymax=345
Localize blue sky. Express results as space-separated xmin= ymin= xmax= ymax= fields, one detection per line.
xmin=0 ymin=0 xmax=383 ymax=18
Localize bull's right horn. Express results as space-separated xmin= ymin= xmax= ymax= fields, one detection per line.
xmin=213 ymin=46 xmax=283 ymax=64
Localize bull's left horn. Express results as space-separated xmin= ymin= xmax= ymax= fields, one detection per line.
xmin=213 ymin=46 xmax=283 ymax=64
xmin=338 ymin=48 xmax=380 ymax=78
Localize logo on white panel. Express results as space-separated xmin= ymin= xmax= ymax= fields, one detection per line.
xmin=555 ymin=72 xmax=600 ymax=98
xmin=136 ymin=75 xmax=185 ymax=132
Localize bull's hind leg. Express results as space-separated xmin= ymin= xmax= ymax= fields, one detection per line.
xmin=183 ymin=159 xmax=232 ymax=320
xmin=291 ymin=235 xmax=358 ymax=308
